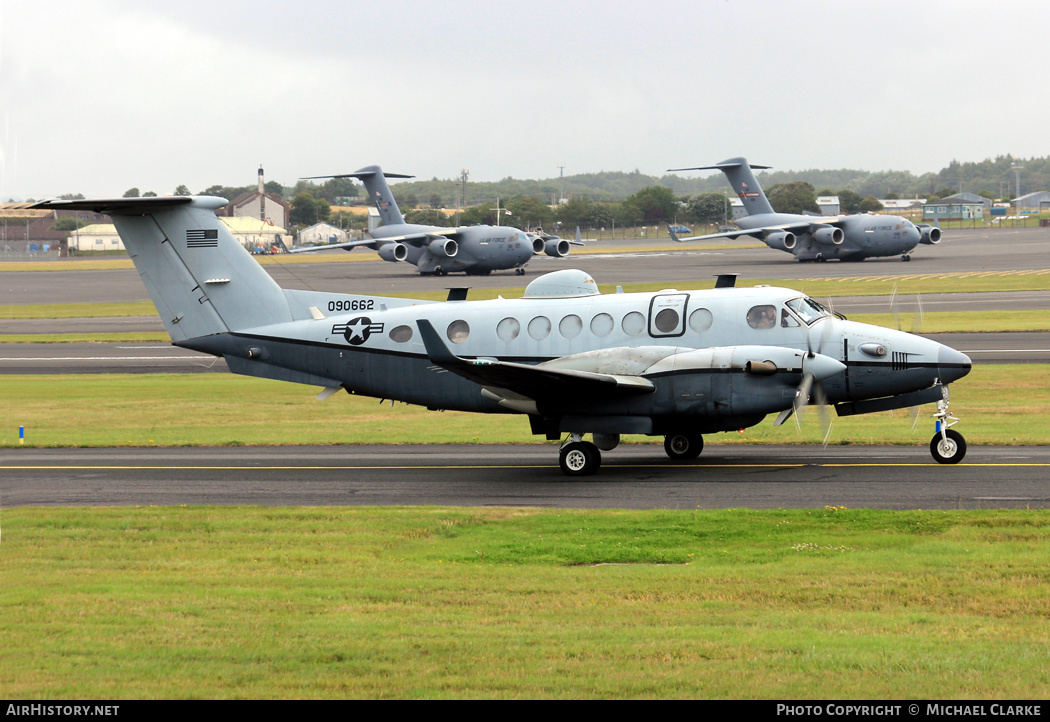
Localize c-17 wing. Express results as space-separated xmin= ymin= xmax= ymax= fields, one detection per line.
xmin=416 ymin=320 xmax=653 ymax=410
xmin=289 ymin=228 xmax=463 ymax=254
xmin=667 ymin=218 xmax=846 ymax=243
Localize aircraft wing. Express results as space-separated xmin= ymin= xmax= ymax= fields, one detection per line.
xmin=416 ymin=320 xmax=653 ymax=404
xmin=290 ymin=229 xmax=462 ymax=253
xmin=288 ymin=239 xmax=379 ymax=253
xmin=668 ymin=218 xmax=846 ymax=243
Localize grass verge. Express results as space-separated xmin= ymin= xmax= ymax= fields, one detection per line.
xmin=1 ymin=365 xmax=1048 ymax=447
xmin=2 ymin=506 xmax=1048 ymax=698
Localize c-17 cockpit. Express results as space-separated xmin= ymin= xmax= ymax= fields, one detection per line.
xmin=33 ymin=195 xmax=973 ymax=475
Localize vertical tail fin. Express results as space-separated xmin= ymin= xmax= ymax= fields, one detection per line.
xmin=669 ymin=157 xmax=775 ymax=216
xmin=33 ymin=197 xmax=293 ymax=340
xmin=302 ymin=165 xmax=414 ymax=227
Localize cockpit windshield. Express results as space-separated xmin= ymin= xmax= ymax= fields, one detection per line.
xmin=786 ymin=297 xmax=832 ymax=325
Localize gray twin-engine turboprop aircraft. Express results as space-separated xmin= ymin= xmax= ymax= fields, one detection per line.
xmin=290 ymin=165 xmax=579 ymax=276
xmin=667 ymin=158 xmax=942 ymax=263
xmin=34 ymin=195 xmax=971 ymax=476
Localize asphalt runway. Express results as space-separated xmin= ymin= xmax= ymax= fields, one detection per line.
xmin=3 ymin=444 xmax=1048 ymax=510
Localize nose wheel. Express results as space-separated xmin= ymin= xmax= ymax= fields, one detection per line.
xmin=929 ymin=385 xmax=966 ymax=464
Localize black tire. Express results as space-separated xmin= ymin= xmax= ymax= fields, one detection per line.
xmin=664 ymin=432 xmax=704 ymax=460
xmin=930 ymin=429 xmax=966 ymax=464
xmin=559 ymin=441 xmax=601 ymax=476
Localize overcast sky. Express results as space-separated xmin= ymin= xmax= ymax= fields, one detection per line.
xmin=2 ymin=0 xmax=1046 ymax=199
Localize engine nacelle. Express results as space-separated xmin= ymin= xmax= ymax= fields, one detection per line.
xmin=812 ymin=226 xmax=844 ymax=246
xmin=428 ymin=238 xmax=458 ymax=258
xmin=377 ymin=242 xmax=408 ymax=263
xmin=764 ymin=231 xmax=797 ymax=251
xmin=545 ymin=238 xmax=570 ymax=257
xmin=918 ymin=225 xmax=941 ymax=245
xmin=532 ymin=236 xmax=547 ymax=254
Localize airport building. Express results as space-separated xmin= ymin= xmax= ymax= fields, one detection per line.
xmin=298 ymin=222 xmax=348 ymax=246
xmin=1012 ymin=190 xmax=1050 ymax=214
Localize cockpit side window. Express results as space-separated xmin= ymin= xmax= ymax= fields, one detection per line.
xmin=747 ymin=304 xmax=777 ymax=329
xmin=781 ymin=309 xmax=800 ymax=328
xmin=786 ymin=297 xmax=831 ymax=325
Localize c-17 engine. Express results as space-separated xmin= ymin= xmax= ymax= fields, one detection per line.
xmin=764 ymin=230 xmax=796 ymax=251
xmin=812 ymin=227 xmax=845 ymax=246
xmin=917 ymin=225 xmax=941 ymax=245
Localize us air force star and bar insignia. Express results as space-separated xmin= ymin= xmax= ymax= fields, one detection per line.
xmin=333 ymin=317 xmax=384 ymax=345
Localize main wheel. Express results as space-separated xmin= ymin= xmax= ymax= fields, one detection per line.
xmin=930 ymin=429 xmax=966 ymax=464
xmin=559 ymin=441 xmax=601 ymax=476
xmin=664 ymin=432 xmax=704 ymax=460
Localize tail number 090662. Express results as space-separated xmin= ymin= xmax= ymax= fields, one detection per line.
xmin=329 ymin=299 xmax=374 ymax=312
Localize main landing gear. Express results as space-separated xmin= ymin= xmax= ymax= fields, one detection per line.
xmin=559 ymin=435 xmax=601 ymax=476
xmin=557 ymin=432 xmax=706 ymax=476
xmin=929 ymin=386 xmax=966 ymax=464
xmin=664 ymin=431 xmax=704 ymax=460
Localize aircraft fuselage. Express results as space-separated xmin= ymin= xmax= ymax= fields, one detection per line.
xmin=737 ymin=212 xmax=922 ymax=261
xmin=372 ymin=223 xmax=535 ymax=275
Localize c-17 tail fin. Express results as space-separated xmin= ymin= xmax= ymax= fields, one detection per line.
xmin=302 ymin=165 xmax=413 ymax=227
xmin=32 ymin=196 xmax=293 ymax=341
xmin=668 ymin=157 xmax=774 ymax=217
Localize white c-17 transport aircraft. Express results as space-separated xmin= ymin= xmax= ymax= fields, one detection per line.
xmin=34 ymin=195 xmax=972 ymax=475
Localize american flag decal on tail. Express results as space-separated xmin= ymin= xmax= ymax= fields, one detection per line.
xmin=186 ymin=229 xmax=219 ymax=247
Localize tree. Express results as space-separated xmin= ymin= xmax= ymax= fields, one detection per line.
xmin=143 ymin=191 xmax=158 ymax=197
xmin=766 ymin=181 xmax=818 ymax=214
xmin=685 ymin=192 xmax=729 ymax=224
xmin=290 ymin=192 xmax=330 ymax=226
xmin=858 ymin=196 xmax=884 ymax=213
xmin=621 ymin=186 xmax=677 ymax=223
xmin=50 ymin=217 xmax=87 ymax=231
xmin=123 ymin=188 xmax=140 ymax=198
xmin=555 ymin=196 xmax=596 ymax=229
xmin=837 ymin=189 xmax=863 ymax=214
xmin=174 ymin=185 xmax=191 ymax=196
xmin=505 ymin=195 xmax=554 ymax=230
xmin=404 ymin=209 xmax=450 ymax=226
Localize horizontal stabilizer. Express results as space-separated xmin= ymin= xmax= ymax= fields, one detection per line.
xmin=33 ymin=196 xmax=202 ymax=215
xmin=300 ymin=168 xmax=414 ymax=181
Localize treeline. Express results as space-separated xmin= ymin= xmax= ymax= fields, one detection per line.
xmin=27 ymin=154 xmax=1047 ymax=230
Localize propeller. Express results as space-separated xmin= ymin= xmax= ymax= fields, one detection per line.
xmin=886 ymin=281 xmax=928 ymax=428
xmin=890 ymin=282 xmax=924 ymax=333
xmin=790 ymin=317 xmax=839 ymax=445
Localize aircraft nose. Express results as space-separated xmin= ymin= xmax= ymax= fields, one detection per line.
xmin=938 ymin=344 xmax=971 ymax=384
xmin=907 ymin=222 xmax=921 ymax=244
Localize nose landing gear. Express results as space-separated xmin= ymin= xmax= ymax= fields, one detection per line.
xmin=929 ymin=385 xmax=966 ymax=464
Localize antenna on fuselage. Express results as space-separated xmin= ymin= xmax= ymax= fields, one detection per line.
xmin=714 ymin=274 xmax=738 ymax=288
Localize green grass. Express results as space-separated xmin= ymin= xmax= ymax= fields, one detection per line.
xmin=2 ymin=365 xmax=1048 ymax=447
xmin=2 ymin=506 xmax=1048 ymax=698
xmin=0 ymin=332 xmax=170 ymax=343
